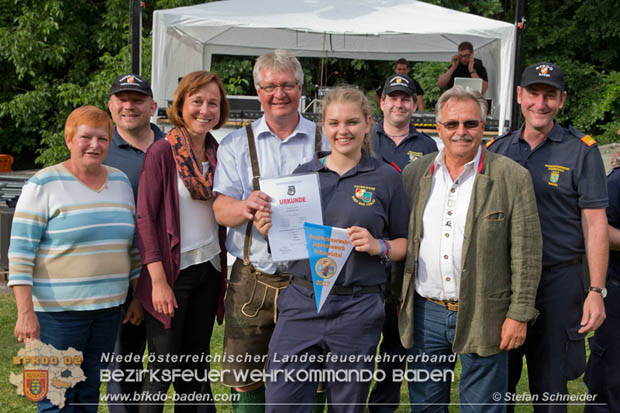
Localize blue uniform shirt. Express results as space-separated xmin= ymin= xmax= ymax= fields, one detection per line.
xmin=487 ymin=122 xmax=607 ymax=267
xmin=103 ymin=123 xmax=166 ymax=201
xmin=289 ymin=151 xmax=409 ymax=286
xmin=371 ymin=121 xmax=438 ymax=172
xmin=606 ymin=167 xmax=620 ymax=282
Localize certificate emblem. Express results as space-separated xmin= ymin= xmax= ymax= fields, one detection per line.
xmin=287 ymin=185 xmax=296 ymax=196
xmin=23 ymin=370 xmax=48 ymax=402
xmin=315 ymin=257 xmax=337 ymax=279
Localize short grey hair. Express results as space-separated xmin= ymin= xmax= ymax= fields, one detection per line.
xmin=435 ymin=85 xmax=487 ymax=123
xmin=253 ymin=49 xmax=304 ymax=89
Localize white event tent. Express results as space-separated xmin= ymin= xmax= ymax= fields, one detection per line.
xmin=152 ymin=0 xmax=516 ymax=130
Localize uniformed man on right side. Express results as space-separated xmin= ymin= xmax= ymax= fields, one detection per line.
xmin=583 ymin=134 xmax=620 ymax=413
xmin=487 ymin=62 xmax=609 ymax=413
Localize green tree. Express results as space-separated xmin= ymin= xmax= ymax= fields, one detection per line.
xmin=1 ymin=0 xmax=618 ymax=170
xmin=0 ymin=0 xmax=206 ymax=168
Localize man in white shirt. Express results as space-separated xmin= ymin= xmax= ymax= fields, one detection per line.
xmin=394 ymin=86 xmax=542 ymax=411
xmin=213 ymin=49 xmax=324 ymax=413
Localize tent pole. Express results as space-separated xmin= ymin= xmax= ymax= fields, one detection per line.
xmin=511 ymin=0 xmax=525 ymax=131
xmin=131 ymin=0 xmax=142 ymax=75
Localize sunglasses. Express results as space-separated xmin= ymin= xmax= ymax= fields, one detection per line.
xmin=438 ymin=120 xmax=483 ymax=130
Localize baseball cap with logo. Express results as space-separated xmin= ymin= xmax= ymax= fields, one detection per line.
xmin=109 ymin=74 xmax=153 ymax=97
xmin=383 ymin=74 xmax=416 ymax=96
xmin=520 ymin=62 xmax=564 ymax=91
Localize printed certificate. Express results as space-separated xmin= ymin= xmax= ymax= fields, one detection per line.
xmin=259 ymin=173 xmax=323 ymax=261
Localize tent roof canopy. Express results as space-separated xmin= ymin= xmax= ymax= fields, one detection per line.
xmin=152 ymin=0 xmax=515 ymax=127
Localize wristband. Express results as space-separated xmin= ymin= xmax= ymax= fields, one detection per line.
xmin=378 ymin=239 xmax=386 ymax=257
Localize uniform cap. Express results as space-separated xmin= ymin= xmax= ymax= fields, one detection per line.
xmin=109 ymin=74 xmax=153 ymax=97
xmin=383 ymin=74 xmax=416 ymax=96
xmin=520 ymin=62 xmax=564 ymax=91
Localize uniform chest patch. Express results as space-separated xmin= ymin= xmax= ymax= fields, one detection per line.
xmin=545 ymin=164 xmax=570 ymax=187
xmin=353 ymin=185 xmax=376 ymax=206
xmin=408 ymin=151 xmax=423 ymax=162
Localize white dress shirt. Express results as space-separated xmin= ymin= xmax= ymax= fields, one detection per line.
xmin=415 ymin=146 xmax=482 ymax=301
xmin=213 ymin=115 xmax=329 ymax=274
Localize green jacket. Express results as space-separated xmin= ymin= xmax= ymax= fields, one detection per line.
xmin=393 ymin=148 xmax=542 ymax=356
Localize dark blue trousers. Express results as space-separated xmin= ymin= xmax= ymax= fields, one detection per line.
xmin=584 ymin=278 xmax=620 ymax=412
xmin=507 ymin=263 xmax=586 ymax=413
xmin=367 ymin=300 xmax=406 ymax=413
xmin=265 ymin=282 xmax=385 ymax=413
xmin=37 ymin=307 xmax=121 ymax=413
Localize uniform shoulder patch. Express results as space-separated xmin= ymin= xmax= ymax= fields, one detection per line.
xmin=486 ymin=131 xmax=511 ymax=149
xmin=580 ymin=135 xmax=597 ymax=147
xmin=568 ymin=126 xmax=597 ymax=146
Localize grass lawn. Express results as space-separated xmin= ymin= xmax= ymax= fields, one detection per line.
xmin=0 ymin=293 xmax=592 ymax=412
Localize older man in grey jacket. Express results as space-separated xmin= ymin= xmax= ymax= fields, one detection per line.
xmin=393 ymin=86 xmax=542 ymax=412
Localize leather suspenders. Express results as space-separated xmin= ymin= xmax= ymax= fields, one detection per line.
xmin=243 ymin=124 xmax=260 ymax=265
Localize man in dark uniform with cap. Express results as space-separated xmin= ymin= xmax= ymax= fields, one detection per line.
xmin=583 ymin=138 xmax=620 ymax=413
xmin=373 ymin=59 xmax=425 ymax=111
xmin=368 ymin=73 xmax=437 ymax=413
xmin=487 ymin=62 xmax=608 ymax=413
xmin=371 ymin=74 xmax=437 ymax=173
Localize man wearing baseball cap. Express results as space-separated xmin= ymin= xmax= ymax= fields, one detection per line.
xmin=104 ymin=73 xmax=165 ymax=413
xmin=488 ymin=63 xmax=608 ymax=412
xmin=371 ymin=74 xmax=437 ymax=173
xmin=373 ymin=59 xmax=425 ymax=111
xmin=367 ymin=73 xmax=437 ymax=413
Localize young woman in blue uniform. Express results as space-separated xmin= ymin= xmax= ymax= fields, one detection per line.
xmin=255 ymin=87 xmax=409 ymax=412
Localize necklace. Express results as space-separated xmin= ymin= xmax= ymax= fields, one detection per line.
xmin=189 ymin=138 xmax=206 ymax=161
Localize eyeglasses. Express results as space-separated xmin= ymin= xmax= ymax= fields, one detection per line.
xmin=258 ymin=82 xmax=298 ymax=94
xmin=459 ymin=53 xmax=472 ymax=58
xmin=438 ymin=120 xmax=483 ymax=130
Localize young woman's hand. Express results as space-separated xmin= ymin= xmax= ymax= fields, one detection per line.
xmin=253 ymin=206 xmax=272 ymax=238
xmin=347 ymin=226 xmax=382 ymax=256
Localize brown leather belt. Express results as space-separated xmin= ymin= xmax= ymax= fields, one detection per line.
xmin=425 ymin=296 xmax=459 ymax=312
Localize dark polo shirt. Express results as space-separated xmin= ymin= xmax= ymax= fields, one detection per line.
xmin=371 ymin=121 xmax=438 ymax=172
xmin=488 ymin=122 xmax=607 ymax=267
xmin=104 ymin=123 xmax=166 ymax=201
xmin=288 ymin=151 xmax=409 ymax=286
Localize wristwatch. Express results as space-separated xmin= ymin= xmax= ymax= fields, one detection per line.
xmin=470 ymin=70 xmax=476 ymax=74
xmin=589 ymin=286 xmax=607 ymax=298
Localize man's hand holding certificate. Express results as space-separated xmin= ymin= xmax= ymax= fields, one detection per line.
xmin=259 ymin=173 xmax=323 ymax=261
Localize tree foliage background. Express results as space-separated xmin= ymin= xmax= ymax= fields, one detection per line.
xmin=0 ymin=0 xmax=618 ymax=169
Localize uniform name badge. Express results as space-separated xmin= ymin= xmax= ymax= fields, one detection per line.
xmin=303 ymin=223 xmax=354 ymax=312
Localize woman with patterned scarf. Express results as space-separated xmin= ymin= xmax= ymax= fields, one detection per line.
xmin=134 ymin=71 xmax=229 ymax=413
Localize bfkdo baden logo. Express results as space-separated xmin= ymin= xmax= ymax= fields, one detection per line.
xmin=23 ymin=370 xmax=49 ymax=401
xmin=10 ymin=340 xmax=85 ymax=408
